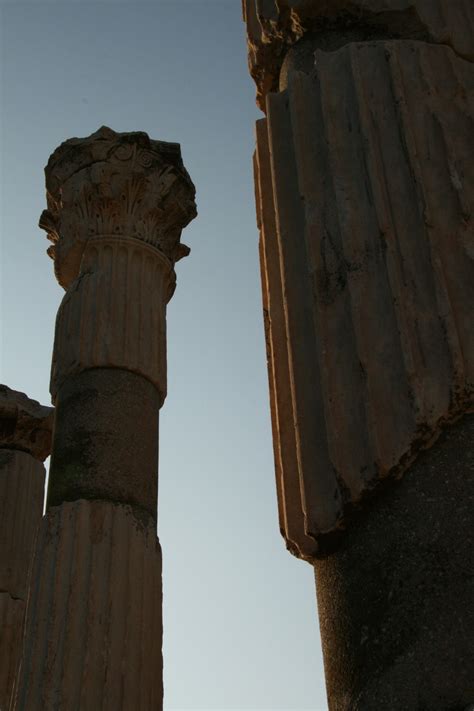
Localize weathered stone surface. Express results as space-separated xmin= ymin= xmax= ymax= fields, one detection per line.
xmin=0 ymin=450 xmax=45 ymax=598
xmin=255 ymin=122 xmax=319 ymax=561
xmin=0 ymin=450 xmax=45 ymax=710
xmin=50 ymin=237 xmax=173 ymax=403
xmin=39 ymin=125 xmax=196 ymax=289
xmin=315 ymin=414 xmax=474 ymax=709
xmin=13 ymin=500 xmax=163 ymax=711
xmin=47 ymin=369 xmax=160 ymax=520
xmin=0 ymin=594 xmax=24 ymax=711
xmin=254 ymin=40 xmax=474 ymax=556
xmin=0 ymin=385 xmax=53 ymax=461
xmin=243 ymin=0 xmax=474 ymax=108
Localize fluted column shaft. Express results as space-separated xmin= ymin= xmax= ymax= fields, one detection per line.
xmin=245 ymin=1 xmax=473 ymax=708
xmin=0 ymin=451 xmax=45 ymax=710
xmin=13 ymin=127 xmax=196 ymax=710
xmin=0 ymin=386 xmax=52 ymax=710
xmin=15 ymin=501 xmax=163 ymax=710
xmin=47 ymin=236 xmax=174 ymax=518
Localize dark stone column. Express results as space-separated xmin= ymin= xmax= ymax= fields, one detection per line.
xmin=48 ymin=369 xmax=159 ymax=522
xmin=315 ymin=415 xmax=474 ymax=709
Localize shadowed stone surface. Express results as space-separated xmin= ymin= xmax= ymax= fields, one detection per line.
xmin=0 ymin=385 xmax=53 ymax=462
xmin=0 ymin=594 xmax=24 ymax=711
xmin=47 ymin=368 xmax=160 ymax=521
xmin=315 ymin=415 xmax=474 ymax=709
xmin=243 ymin=0 xmax=474 ymax=109
xmin=253 ymin=40 xmax=474 ymax=556
xmin=245 ymin=3 xmax=474 ymax=707
xmin=13 ymin=501 xmax=163 ymax=711
xmin=0 ymin=388 xmax=50 ymax=709
xmin=0 ymin=450 xmax=45 ymax=711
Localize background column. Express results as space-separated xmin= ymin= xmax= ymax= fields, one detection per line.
xmin=13 ymin=126 xmax=196 ymax=710
xmin=0 ymin=386 xmax=52 ymax=710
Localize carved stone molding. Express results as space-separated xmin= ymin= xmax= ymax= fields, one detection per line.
xmin=0 ymin=385 xmax=53 ymax=462
xmin=39 ymin=125 xmax=197 ymax=289
xmin=243 ymin=0 xmax=474 ymax=109
xmin=254 ymin=40 xmax=474 ymax=557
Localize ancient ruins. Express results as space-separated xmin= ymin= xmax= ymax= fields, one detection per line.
xmin=1 ymin=127 xmax=196 ymax=710
xmin=1 ymin=2 xmax=473 ymax=708
xmin=243 ymin=0 xmax=473 ymax=707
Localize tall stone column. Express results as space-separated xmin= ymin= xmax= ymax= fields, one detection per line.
xmin=12 ymin=127 xmax=196 ymax=710
xmin=244 ymin=2 xmax=473 ymax=708
xmin=0 ymin=386 xmax=52 ymax=710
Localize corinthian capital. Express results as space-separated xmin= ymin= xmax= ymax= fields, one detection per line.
xmin=39 ymin=125 xmax=197 ymax=288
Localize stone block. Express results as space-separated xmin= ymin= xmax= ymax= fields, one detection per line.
xmin=254 ymin=40 xmax=474 ymax=556
xmin=0 ymin=385 xmax=53 ymax=462
xmin=0 ymin=450 xmax=45 ymax=599
xmin=0 ymin=594 xmax=25 ymax=711
xmin=49 ymin=237 xmax=172 ymax=403
xmin=0 ymin=450 xmax=45 ymax=709
xmin=13 ymin=500 xmax=163 ymax=711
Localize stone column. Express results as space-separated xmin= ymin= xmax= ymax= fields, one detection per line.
xmin=0 ymin=386 xmax=52 ymax=710
xmin=244 ymin=2 xmax=473 ymax=708
xmin=12 ymin=127 xmax=196 ymax=710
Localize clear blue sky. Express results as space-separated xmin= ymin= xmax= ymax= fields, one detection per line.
xmin=0 ymin=2 xmax=327 ymax=709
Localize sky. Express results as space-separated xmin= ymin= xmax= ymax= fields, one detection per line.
xmin=0 ymin=2 xmax=328 ymax=709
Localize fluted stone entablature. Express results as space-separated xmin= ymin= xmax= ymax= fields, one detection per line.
xmin=243 ymin=0 xmax=474 ymax=110
xmin=40 ymin=125 xmax=196 ymax=404
xmin=0 ymin=387 xmax=52 ymax=710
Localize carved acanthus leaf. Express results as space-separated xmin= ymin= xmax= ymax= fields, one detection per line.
xmin=40 ymin=126 xmax=197 ymax=288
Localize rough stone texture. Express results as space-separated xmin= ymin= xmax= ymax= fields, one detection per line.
xmin=314 ymin=414 xmax=474 ymax=710
xmin=243 ymin=0 xmax=474 ymax=109
xmin=47 ymin=368 xmax=160 ymax=521
xmin=13 ymin=500 xmax=163 ymax=711
xmin=254 ymin=40 xmax=474 ymax=556
xmin=255 ymin=125 xmax=319 ymax=560
xmin=0 ymin=385 xmax=53 ymax=461
xmin=0 ymin=450 xmax=45 ymax=599
xmin=0 ymin=594 xmax=24 ymax=711
xmin=0 ymin=450 xmax=45 ymax=711
xmin=50 ymin=237 xmax=173 ymax=403
xmin=39 ymin=125 xmax=196 ymax=289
